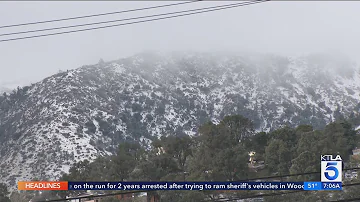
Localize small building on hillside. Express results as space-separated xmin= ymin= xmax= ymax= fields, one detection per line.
xmin=344 ymin=171 xmax=358 ymax=181
xmin=156 ymin=147 xmax=166 ymax=155
xmin=114 ymin=192 xmax=133 ymax=200
xmin=66 ymin=192 xmax=153 ymax=202
xmin=249 ymin=151 xmax=256 ymax=165
xmin=353 ymin=148 xmax=360 ymax=155
xmin=351 ymin=148 xmax=360 ymax=161
xmin=81 ymin=199 xmax=100 ymax=202
xmin=345 ymin=148 xmax=360 ymax=181
xmin=248 ymin=151 xmax=265 ymax=171
xmin=66 ymin=193 xmax=101 ymax=202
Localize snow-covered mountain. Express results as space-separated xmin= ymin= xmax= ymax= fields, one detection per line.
xmin=1 ymin=51 xmax=360 ymax=189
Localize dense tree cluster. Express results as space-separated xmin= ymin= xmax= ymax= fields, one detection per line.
xmin=8 ymin=115 xmax=360 ymax=202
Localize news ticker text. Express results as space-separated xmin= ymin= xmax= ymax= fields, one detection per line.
xmin=18 ymin=181 xmax=342 ymax=191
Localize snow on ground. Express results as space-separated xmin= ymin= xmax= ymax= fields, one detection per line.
xmin=356 ymin=125 xmax=360 ymax=131
xmin=4 ymin=52 xmax=360 ymax=191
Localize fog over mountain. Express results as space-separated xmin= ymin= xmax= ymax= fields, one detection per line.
xmin=1 ymin=51 xmax=360 ymax=189
xmin=2 ymin=2 xmax=360 ymax=200
xmin=2 ymin=1 xmax=360 ymax=85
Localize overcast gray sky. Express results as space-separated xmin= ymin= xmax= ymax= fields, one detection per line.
xmin=1 ymin=1 xmax=360 ymax=87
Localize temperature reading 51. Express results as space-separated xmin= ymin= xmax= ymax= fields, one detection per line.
xmin=304 ymin=182 xmax=322 ymax=191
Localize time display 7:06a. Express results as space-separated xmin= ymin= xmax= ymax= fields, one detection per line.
xmin=322 ymin=182 xmax=342 ymax=190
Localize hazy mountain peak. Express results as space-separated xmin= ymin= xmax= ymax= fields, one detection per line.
xmin=1 ymin=51 xmax=360 ymax=190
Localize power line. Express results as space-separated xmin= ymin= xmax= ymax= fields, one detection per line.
xmin=36 ymin=190 xmax=147 ymax=202
xmin=0 ymin=0 xmax=269 ymax=43
xmin=0 ymin=1 xmax=202 ymax=29
xmin=205 ymin=190 xmax=302 ymax=202
xmin=333 ymin=197 xmax=360 ymax=202
xmin=246 ymin=167 xmax=360 ymax=181
xmin=39 ymin=181 xmax=360 ymax=202
xmin=330 ymin=182 xmax=360 ymax=202
xmin=202 ymin=168 xmax=360 ymax=202
xmin=209 ymin=182 xmax=360 ymax=202
xmin=0 ymin=1 xmax=262 ymax=37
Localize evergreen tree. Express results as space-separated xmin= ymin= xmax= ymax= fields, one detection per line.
xmin=98 ymin=58 xmax=105 ymax=64
xmin=53 ymin=114 xmax=360 ymax=201
xmin=160 ymin=135 xmax=193 ymax=179
xmin=110 ymin=142 xmax=144 ymax=181
xmin=0 ymin=183 xmax=11 ymax=202
xmin=289 ymin=151 xmax=317 ymax=181
xmin=265 ymin=139 xmax=291 ymax=175
xmin=189 ymin=115 xmax=252 ymax=182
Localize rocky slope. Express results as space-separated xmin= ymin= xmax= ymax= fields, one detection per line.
xmin=1 ymin=51 xmax=360 ymax=189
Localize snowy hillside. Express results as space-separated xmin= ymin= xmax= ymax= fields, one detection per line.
xmin=1 ymin=51 xmax=360 ymax=189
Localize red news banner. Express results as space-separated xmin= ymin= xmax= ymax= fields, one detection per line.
xmin=18 ymin=181 xmax=68 ymax=191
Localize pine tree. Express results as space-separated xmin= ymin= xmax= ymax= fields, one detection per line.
xmin=0 ymin=183 xmax=11 ymax=202
xmin=98 ymin=58 xmax=105 ymax=65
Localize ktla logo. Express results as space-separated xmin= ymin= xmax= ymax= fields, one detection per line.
xmin=321 ymin=155 xmax=342 ymax=182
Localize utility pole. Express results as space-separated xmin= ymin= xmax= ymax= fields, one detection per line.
xmin=183 ymin=171 xmax=188 ymax=181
